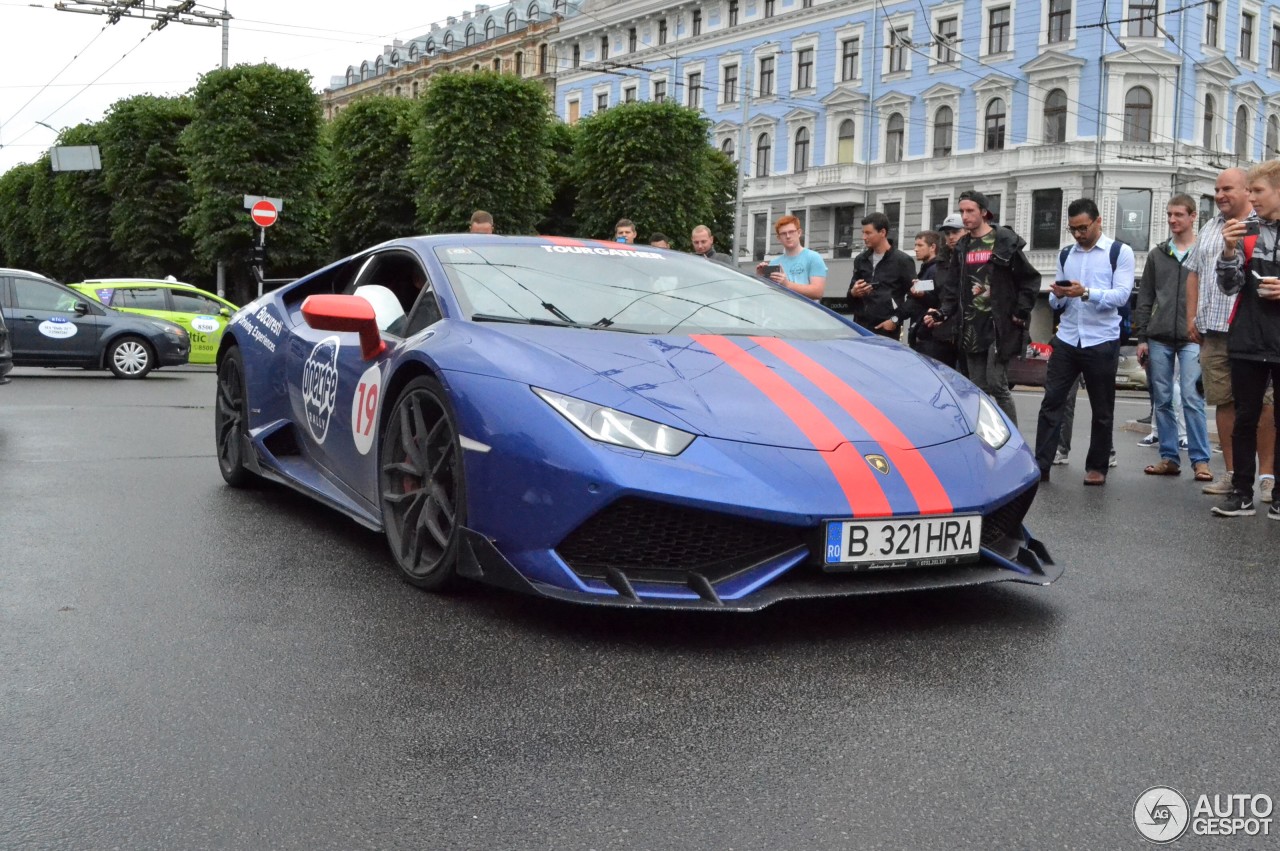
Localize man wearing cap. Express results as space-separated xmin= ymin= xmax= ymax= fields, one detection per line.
xmin=926 ymin=191 xmax=1040 ymax=424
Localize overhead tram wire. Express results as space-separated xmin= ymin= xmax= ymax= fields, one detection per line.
xmin=0 ymin=22 xmax=110 ymax=141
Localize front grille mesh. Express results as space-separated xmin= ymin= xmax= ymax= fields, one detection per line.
xmin=981 ymin=483 xmax=1037 ymax=547
xmin=556 ymin=498 xmax=805 ymax=582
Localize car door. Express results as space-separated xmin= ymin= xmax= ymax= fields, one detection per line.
xmin=168 ymin=288 xmax=232 ymax=364
xmin=5 ymin=276 xmax=102 ymax=365
xmin=285 ymin=249 xmax=438 ymax=509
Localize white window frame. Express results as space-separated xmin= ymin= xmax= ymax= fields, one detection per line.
xmin=593 ymin=86 xmax=611 ymax=113
xmin=683 ymin=60 xmax=707 ymax=108
xmin=565 ymin=96 xmax=581 ymax=125
xmin=754 ymin=44 xmax=781 ymax=99
xmin=792 ymin=36 xmax=819 ymax=93
xmin=1041 ymin=0 xmax=1076 ymax=48
xmin=981 ymin=0 xmax=1016 ymax=58
xmin=922 ymin=85 xmax=961 ymax=155
xmin=1240 ymin=2 xmax=1262 ymax=67
xmin=650 ymin=75 xmax=669 ymax=103
xmin=1204 ymin=0 xmax=1224 ymax=51
xmin=719 ymin=53 xmax=743 ymax=105
xmin=786 ymin=111 xmax=818 ymax=173
xmin=930 ymin=3 xmax=963 ymax=69
xmin=833 ymin=23 xmax=866 ymax=84
xmin=1124 ymin=0 xmax=1162 ymax=39
xmin=883 ymin=17 xmax=912 ymax=78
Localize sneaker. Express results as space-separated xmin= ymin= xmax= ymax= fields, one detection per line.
xmin=1179 ymin=437 xmax=1189 ymax=451
xmin=1269 ymin=503 xmax=1280 ymax=521
xmin=1138 ymin=433 xmax=1159 ymax=447
xmin=1262 ymin=478 xmax=1275 ymax=503
xmin=1138 ymin=414 xmax=1152 ymax=425
xmin=1053 ymin=450 xmax=1070 ymax=466
xmin=1203 ymin=473 xmax=1234 ymax=495
xmin=1211 ymin=492 xmax=1256 ymax=516
xmin=1213 ymin=444 xmax=1224 ymax=454
xmin=1108 ymin=449 xmax=1118 ymax=468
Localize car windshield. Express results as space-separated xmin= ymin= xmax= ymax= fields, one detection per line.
xmin=432 ymin=243 xmax=857 ymax=339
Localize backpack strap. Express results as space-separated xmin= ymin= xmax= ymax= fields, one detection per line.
xmin=1058 ymin=246 xmax=1070 ymax=277
xmin=1109 ymin=239 xmax=1122 ymax=272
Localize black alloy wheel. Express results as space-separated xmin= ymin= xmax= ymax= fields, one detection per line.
xmin=379 ymin=376 xmax=466 ymax=590
xmin=215 ymin=346 xmax=254 ymax=487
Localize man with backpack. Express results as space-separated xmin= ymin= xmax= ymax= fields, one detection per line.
xmin=1033 ymin=198 xmax=1136 ymax=485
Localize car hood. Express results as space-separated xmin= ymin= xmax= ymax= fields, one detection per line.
xmin=445 ymin=325 xmax=972 ymax=450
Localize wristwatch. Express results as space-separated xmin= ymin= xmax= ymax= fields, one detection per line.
xmin=1080 ymin=288 xmax=1091 ymax=302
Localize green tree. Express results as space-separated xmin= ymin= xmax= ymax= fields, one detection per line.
xmin=699 ymin=147 xmax=738 ymax=256
xmin=536 ymin=121 xmax=579 ymax=237
xmin=181 ymin=63 xmax=328 ymax=303
xmin=45 ymin=122 xmax=117 ymax=281
xmin=410 ymin=72 xmax=551 ymax=235
xmin=328 ymin=95 xmax=418 ymax=256
xmin=573 ymin=101 xmax=728 ymax=250
xmin=100 ymin=94 xmax=198 ymax=282
xmin=0 ymin=163 xmax=40 ymax=270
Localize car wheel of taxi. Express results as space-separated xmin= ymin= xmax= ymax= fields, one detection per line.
xmin=107 ymin=335 xmax=154 ymax=379
xmin=379 ymin=376 xmax=466 ymax=591
xmin=215 ymin=346 xmax=255 ymax=488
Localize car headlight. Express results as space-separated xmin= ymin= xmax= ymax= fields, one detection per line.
xmin=533 ymin=387 xmax=696 ymax=456
xmin=149 ymin=321 xmax=186 ymax=337
xmin=976 ymin=395 xmax=1011 ymax=449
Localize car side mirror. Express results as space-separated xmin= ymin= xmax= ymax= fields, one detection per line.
xmin=74 ymin=301 xmax=90 ymax=316
xmin=300 ymin=294 xmax=386 ymax=360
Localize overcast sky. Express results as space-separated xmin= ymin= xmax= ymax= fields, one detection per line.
xmin=0 ymin=0 xmax=466 ymax=175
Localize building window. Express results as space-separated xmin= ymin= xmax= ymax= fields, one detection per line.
xmin=1123 ymin=87 xmax=1153 ymax=141
xmin=1267 ymin=115 xmax=1280 ymax=158
xmin=1048 ymin=0 xmax=1072 ymax=43
xmin=764 ymin=0 xmax=775 ymax=17
xmin=722 ymin=137 xmax=735 ymax=160
xmin=658 ymin=20 xmax=668 ymax=45
xmin=1031 ymin=188 xmax=1064 ymax=249
xmin=515 ymin=51 xmax=524 ymax=75
xmin=572 ymin=44 xmax=580 ymax=68
xmin=756 ymin=133 xmax=771 ymax=177
xmin=1044 ymin=88 xmax=1068 ymax=143
xmin=837 ymin=119 xmax=856 ymax=163
xmin=624 ymin=86 xmax=637 ymax=103
xmin=654 ymin=80 xmax=666 ymax=102
xmin=796 ymin=48 xmax=814 ymax=89
xmin=841 ymin=37 xmax=860 ymax=80
xmin=466 ymin=24 xmax=477 ymax=46
xmin=885 ymin=112 xmax=904 ymax=163
xmin=1203 ymin=94 xmax=1216 ymax=147
xmin=724 ymin=64 xmax=738 ymax=103
xmin=445 ymin=32 xmax=454 ymax=50
xmin=412 ymin=81 xmax=419 ymax=97
xmin=693 ymin=10 xmax=702 ymax=35
xmin=759 ymin=56 xmax=775 ymax=96
xmin=1116 ymin=188 xmax=1152 ymax=251
xmin=729 ymin=0 xmax=739 ymax=27
xmin=1236 ymin=104 xmax=1250 ymax=159
xmin=753 ymin=211 xmax=769 ymax=261
xmin=493 ymin=57 xmax=502 ymax=71
xmin=803 ymin=0 xmax=812 ymax=7
xmin=564 ymin=98 xmax=577 ymax=121
xmin=1127 ymin=0 xmax=1156 ymax=36
xmin=1241 ymin=12 xmax=1255 ymax=61
xmin=985 ymin=98 xmax=1007 ymax=150
xmin=539 ymin=44 xmax=548 ymax=73
xmin=882 ymin=202 xmax=901 ymax=244
xmin=1273 ymin=24 xmax=1280 ymax=71
xmin=687 ymin=72 xmax=702 ymax=108
xmin=889 ymin=26 xmax=909 ymax=72
xmin=988 ymin=7 xmax=1011 ymax=54
xmin=933 ymin=106 xmax=954 ymax=157
xmin=628 ymin=27 xmax=637 ymax=51
xmin=486 ymin=18 xmax=497 ymax=39
xmin=600 ymin=35 xmax=609 ymax=60
xmin=929 ymin=198 xmax=950 ymax=231
xmin=1205 ymin=1 xmax=1220 ymax=46
xmin=936 ymin=17 xmax=958 ymax=62
xmin=794 ymin=127 xmax=810 ymax=173
xmin=596 ymin=92 xmax=608 ymax=111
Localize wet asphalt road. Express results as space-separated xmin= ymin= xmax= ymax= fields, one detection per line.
xmin=2 ymin=366 xmax=1277 ymax=851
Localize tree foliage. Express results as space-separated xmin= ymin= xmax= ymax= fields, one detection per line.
xmin=0 ymin=163 xmax=39 ymax=270
xmin=410 ymin=72 xmax=551 ymax=235
xmin=699 ymin=147 xmax=738 ymax=255
xmin=327 ymin=95 xmax=418 ymax=255
xmin=45 ymin=122 xmax=118 ymax=282
xmin=182 ymin=64 xmax=328 ymax=303
xmin=573 ymin=102 xmax=727 ymax=250
xmin=100 ymin=94 xmax=198 ymax=282
xmin=536 ymin=121 xmax=580 ymax=237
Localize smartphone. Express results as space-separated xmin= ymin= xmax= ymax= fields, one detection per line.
xmin=1243 ymin=219 xmax=1262 ymax=237
xmin=914 ymin=279 xmax=934 ymax=292
xmin=1054 ymin=280 xmax=1072 ymax=290
xmin=762 ymin=264 xmax=782 ymax=277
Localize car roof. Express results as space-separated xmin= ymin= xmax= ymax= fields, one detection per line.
xmin=0 ymin=267 xmax=57 ymax=280
xmin=75 ymin=278 xmax=200 ymax=289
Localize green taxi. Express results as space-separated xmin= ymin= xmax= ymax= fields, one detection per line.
xmin=69 ymin=279 xmax=238 ymax=365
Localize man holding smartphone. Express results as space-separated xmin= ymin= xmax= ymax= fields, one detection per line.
xmin=754 ymin=214 xmax=827 ymax=300
xmin=847 ymin=212 xmax=917 ymax=337
xmin=1033 ymin=198 xmax=1135 ymax=485
xmin=1207 ymin=161 xmax=1280 ymax=517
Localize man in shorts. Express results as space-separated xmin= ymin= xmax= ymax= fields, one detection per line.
xmin=1186 ymin=167 xmax=1276 ymax=501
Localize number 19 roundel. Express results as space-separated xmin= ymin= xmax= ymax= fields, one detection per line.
xmin=352 ymin=363 xmax=383 ymax=455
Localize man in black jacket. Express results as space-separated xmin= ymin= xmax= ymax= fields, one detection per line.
xmin=907 ymin=229 xmax=957 ymax=368
xmin=848 ymin=212 xmax=916 ymax=339
xmin=925 ymin=190 xmax=1040 ymax=425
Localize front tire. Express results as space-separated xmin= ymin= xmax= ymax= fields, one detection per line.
xmin=379 ymin=376 xmax=466 ymax=590
xmin=107 ymin=336 xmax=153 ymax=379
xmin=215 ymin=346 xmax=255 ymax=487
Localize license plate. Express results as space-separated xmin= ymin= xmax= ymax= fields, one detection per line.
xmin=823 ymin=515 xmax=982 ymax=568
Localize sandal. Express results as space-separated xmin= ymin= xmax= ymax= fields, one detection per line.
xmin=1144 ymin=459 xmax=1182 ymax=476
xmin=1193 ymin=462 xmax=1214 ymax=481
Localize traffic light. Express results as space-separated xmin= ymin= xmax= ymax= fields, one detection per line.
xmin=249 ymin=244 xmax=267 ymax=267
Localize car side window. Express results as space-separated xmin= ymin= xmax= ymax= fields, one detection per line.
xmin=13 ymin=278 xmax=78 ymax=312
xmin=402 ymin=286 xmax=443 ymax=337
xmin=115 ymin=288 xmax=168 ymax=310
xmin=170 ymin=291 xmax=222 ymax=313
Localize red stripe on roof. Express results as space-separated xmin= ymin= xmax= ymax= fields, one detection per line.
xmin=542 ymin=236 xmax=586 ymax=247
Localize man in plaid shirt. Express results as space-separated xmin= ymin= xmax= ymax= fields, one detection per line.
xmin=1185 ymin=167 xmax=1276 ymax=501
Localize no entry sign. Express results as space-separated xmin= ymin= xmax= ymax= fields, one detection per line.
xmin=250 ymin=199 xmax=278 ymax=227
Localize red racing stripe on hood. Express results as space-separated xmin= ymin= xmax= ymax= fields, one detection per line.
xmin=691 ymin=334 xmax=891 ymax=517
xmin=752 ymin=336 xmax=954 ymax=515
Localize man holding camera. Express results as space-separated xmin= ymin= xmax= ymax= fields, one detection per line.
xmin=1032 ymin=198 xmax=1135 ymax=485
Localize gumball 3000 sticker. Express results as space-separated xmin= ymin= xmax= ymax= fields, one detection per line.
xmin=302 ymin=336 xmax=341 ymax=444
xmin=39 ymin=317 xmax=78 ymax=339
xmin=191 ymin=315 xmax=220 ymax=334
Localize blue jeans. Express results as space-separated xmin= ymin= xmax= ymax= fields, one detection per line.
xmin=1148 ymin=340 xmax=1209 ymax=464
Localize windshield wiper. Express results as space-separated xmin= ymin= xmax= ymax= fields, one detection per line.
xmin=470 ymin=313 xmax=644 ymax=333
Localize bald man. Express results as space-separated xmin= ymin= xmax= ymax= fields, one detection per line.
xmin=1185 ymin=166 xmax=1276 ymax=500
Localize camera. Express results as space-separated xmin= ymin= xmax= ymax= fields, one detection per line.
xmin=1243 ymin=219 xmax=1262 ymax=237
